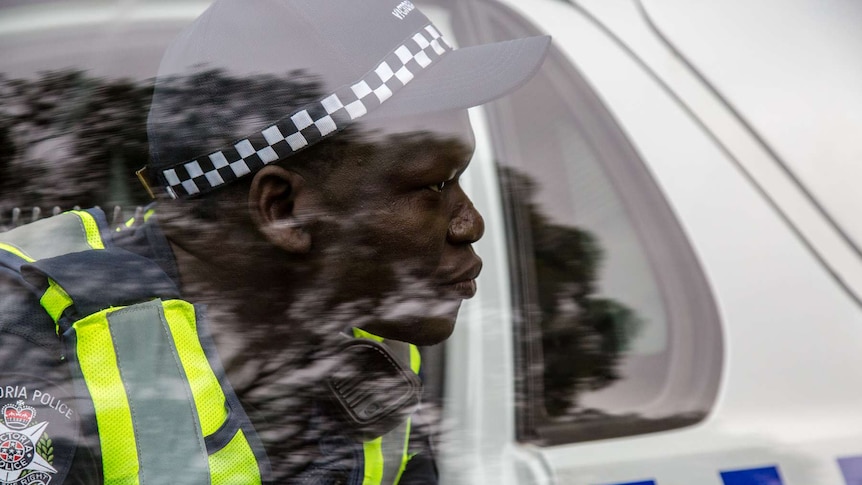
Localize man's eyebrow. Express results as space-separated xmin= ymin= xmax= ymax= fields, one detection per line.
xmin=390 ymin=138 xmax=472 ymax=180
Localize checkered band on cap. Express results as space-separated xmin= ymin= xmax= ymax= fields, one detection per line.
xmin=158 ymin=24 xmax=452 ymax=199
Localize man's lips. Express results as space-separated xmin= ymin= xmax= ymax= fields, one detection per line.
xmin=439 ymin=260 xmax=482 ymax=299
xmin=442 ymin=279 xmax=477 ymax=298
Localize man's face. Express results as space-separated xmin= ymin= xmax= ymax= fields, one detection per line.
xmin=305 ymin=109 xmax=484 ymax=345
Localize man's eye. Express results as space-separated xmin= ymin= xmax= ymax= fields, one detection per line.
xmin=427 ymin=181 xmax=447 ymax=193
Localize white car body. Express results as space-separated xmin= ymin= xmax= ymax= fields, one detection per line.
xmin=2 ymin=1 xmax=861 ymax=485
xmin=443 ymin=1 xmax=862 ymax=484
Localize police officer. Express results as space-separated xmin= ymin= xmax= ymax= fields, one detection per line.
xmin=0 ymin=0 xmax=549 ymax=483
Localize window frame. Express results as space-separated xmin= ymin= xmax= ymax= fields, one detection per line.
xmin=450 ymin=0 xmax=724 ymax=446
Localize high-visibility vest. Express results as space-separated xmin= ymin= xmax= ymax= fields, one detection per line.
xmin=0 ymin=209 xmax=422 ymax=485
xmin=349 ymin=329 xmax=423 ymax=485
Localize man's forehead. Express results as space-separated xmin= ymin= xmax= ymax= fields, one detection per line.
xmin=303 ymin=109 xmax=475 ymax=198
xmin=359 ymin=110 xmax=475 ymax=179
xmin=356 ymin=109 xmax=475 ymax=148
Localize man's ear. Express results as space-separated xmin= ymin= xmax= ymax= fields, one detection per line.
xmin=249 ymin=165 xmax=313 ymax=253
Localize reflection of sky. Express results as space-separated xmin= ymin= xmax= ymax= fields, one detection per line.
xmin=643 ymin=0 xmax=862 ymax=251
xmin=503 ymin=53 xmax=668 ymax=357
xmin=551 ymin=128 xmax=670 ymax=411
xmin=555 ymin=125 xmax=667 ymax=356
xmin=0 ymin=2 xmax=207 ymax=79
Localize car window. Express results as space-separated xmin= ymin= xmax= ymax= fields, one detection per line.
xmin=1 ymin=0 xmax=721 ymax=458
xmin=457 ymin=0 xmax=723 ymax=445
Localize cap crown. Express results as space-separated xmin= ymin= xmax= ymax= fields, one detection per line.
xmin=158 ymin=0 xmax=433 ymax=92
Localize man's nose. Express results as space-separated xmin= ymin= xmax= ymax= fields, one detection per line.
xmin=448 ymin=195 xmax=485 ymax=244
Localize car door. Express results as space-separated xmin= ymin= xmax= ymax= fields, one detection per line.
xmin=429 ymin=1 xmax=862 ymax=485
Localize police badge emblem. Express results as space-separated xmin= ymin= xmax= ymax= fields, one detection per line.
xmin=0 ymin=401 xmax=55 ymax=484
xmin=0 ymin=377 xmax=78 ymax=485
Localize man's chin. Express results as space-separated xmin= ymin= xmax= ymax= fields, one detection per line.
xmin=358 ymin=314 xmax=456 ymax=346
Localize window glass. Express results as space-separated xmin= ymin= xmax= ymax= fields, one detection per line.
xmin=462 ymin=0 xmax=722 ymax=444
xmin=1 ymin=0 xmax=721 ymax=456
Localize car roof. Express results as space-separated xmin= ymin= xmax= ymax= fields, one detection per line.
xmin=641 ymin=0 xmax=862 ymax=252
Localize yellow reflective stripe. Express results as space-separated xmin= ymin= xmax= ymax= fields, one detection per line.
xmin=408 ymin=345 xmax=420 ymax=374
xmin=208 ymin=430 xmax=262 ymax=485
xmin=353 ymin=327 xmax=385 ymax=342
xmin=362 ymin=437 xmax=384 ymax=485
xmin=161 ymin=300 xmax=227 ymax=436
xmin=73 ymin=308 xmax=140 ymax=485
xmin=40 ymin=279 xmax=73 ymax=334
xmin=72 ymin=210 xmax=106 ymax=250
xmin=118 ymin=210 xmax=155 ymax=232
xmin=0 ymin=242 xmax=35 ymax=262
xmin=392 ymin=418 xmax=412 ymax=485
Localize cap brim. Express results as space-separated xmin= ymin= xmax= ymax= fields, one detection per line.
xmin=367 ymin=35 xmax=552 ymax=120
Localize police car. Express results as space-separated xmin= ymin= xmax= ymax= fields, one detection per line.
xmin=2 ymin=1 xmax=861 ymax=485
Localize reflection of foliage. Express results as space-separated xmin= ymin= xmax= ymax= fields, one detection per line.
xmin=542 ymin=300 xmax=643 ymax=416
xmin=0 ymin=71 xmax=153 ymax=212
xmin=500 ymin=166 xmax=643 ymax=417
xmin=0 ymin=68 xmax=324 ymax=226
xmin=147 ymin=68 xmax=322 ymax=169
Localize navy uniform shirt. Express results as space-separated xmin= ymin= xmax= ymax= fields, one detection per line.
xmin=0 ymin=215 xmax=437 ymax=484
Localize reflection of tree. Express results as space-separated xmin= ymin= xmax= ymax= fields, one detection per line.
xmin=147 ymin=68 xmax=322 ymax=170
xmin=0 ymin=69 xmax=323 ymax=228
xmin=500 ymin=166 xmax=643 ymax=417
xmin=0 ymin=71 xmax=153 ymax=213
